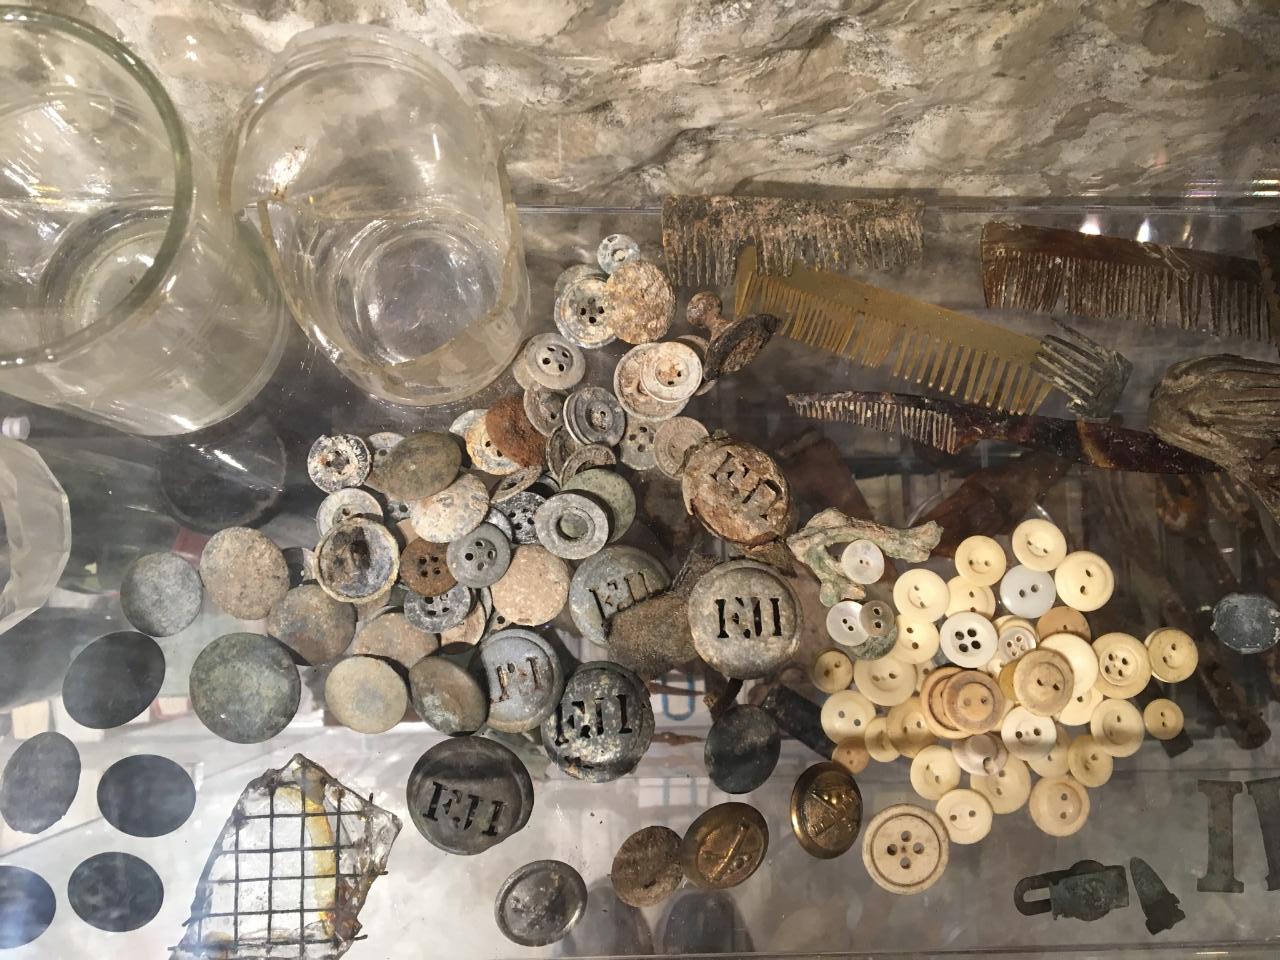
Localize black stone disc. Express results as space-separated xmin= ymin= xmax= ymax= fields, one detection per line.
xmin=62 ymin=632 xmax=165 ymax=729
xmin=97 ymin=754 xmax=195 ymax=838
xmin=68 ymin=852 xmax=163 ymax=932
xmin=190 ymin=633 xmax=300 ymax=744
xmin=0 ymin=732 xmax=80 ymax=834
xmin=0 ymin=865 xmax=55 ymax=947
xmin=704 ymin=704 xmax=781 ymax=794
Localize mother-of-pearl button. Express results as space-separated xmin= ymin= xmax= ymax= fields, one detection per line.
xmin=826 ymin=599 xmax=868 ymax=647
xmin=954 ymin=536 xmax=1007 ymax=587
xmin=1093 ymin=632 xmax=1151 ymax=699
xmin=935 ymin=788 xmax=994 ymax=844
xmin=894 ymin=617 xmax=941 ymax=664
xmin=1011 ymin=519 xmax=1068 ymax=572
xmin=1090 ymin=697 xmax=1144 ymax=757
xmin=1029 ymin=724 xmax=1070 ymax=777
xmin=910 ymin=744 xmax=962 ymax=801
xmin=1000 ymin=705 xmax=1057 ymax=762
xmin=820 ymin=690 xmax=877 ymax=742
xmin=840 ymin=539 xmax=885 ymax=585
xmin=970 ymin=755 xmax=1031 ymax=814
xmin=1145 ymin=628 xmax=1198 ymax=684
xmin=939 ymin=612 xmax=998 ymax=668
xmin=865 ymin=716 xmax=900 ymax=762
xmin=1038 ymin=632 xmax=1099 ymax=698
xmin=854 ymin=654 xmax=917 ymax=707
xmin=1054 ymin=551 xmax=1114 ymax=613
xmin=1056 ymin=685 xmax=1103 ymax=726
xmin=999 ymin=565 xmax=1057 ymax=619
xmin=893 ymin=569 xmax=950 ymax=623
xmin=1066 ymin=733 xmax=1113 ymax=787
xmin=1029 ymin=775 xmax=1091 ymax=836
xmin=1143 ymin=698 xmax=1185 ymax=740
xmin=998 ymin=623 xmax=1039 ymax=662
xmin=946 ymin=577 xmax=997 ymax=617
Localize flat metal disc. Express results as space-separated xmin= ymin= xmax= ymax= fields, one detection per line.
xmin=96 ymin=755 xmax=195 ymax=838
xmin=0 ymin=732 xmax=80 ymax=834
xmin=62 ymin=632 xmax=165 ymax=729
xmin=189 ymin=633 xmax=300 ymax=743
xmin=0 ymin=865 xmax=55 ymax=947
xmin=119 ymin=552 xmax=203 ymax=637
xmin=495 ymin=859 xmax=588 ymax=947
xmin=67 ymin=852 xmax=163 ymax=932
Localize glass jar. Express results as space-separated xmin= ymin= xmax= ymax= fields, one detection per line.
xmin=0 ymin=438 xmax=70 ymax=636
xmin=222 ymin=25 xmax=531 ymax=406
xmin=0 ymin=7 xmax=286 ymax=436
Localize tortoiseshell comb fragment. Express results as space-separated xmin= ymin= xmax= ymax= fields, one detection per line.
xmin=982 ymin=221 xmax=1273 ymax=344
xmin=787 ymin=390 xmax=1216 ymax=474
xmin=1254 ymin=223 xmax=1280 ymax=329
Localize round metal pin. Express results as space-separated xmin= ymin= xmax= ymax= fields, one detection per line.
xmin=0 ymin=866 xmax=54 ymax=948
xmin=541 ymin=661 xmax=655 ymax=782
xmin=704 ymin=704 xmax=781 ymax=794
xmin=653 ymin=417 xmax=709 ymax=478
xmin=496 ymin=860 xmax=588 ymax=948
xmin=680 ymin=802 xmax=769 ymax=890
xmin=492 ymin=490 xmax=545 ymax=545
xmin=316 ymin=488 xmax=383 ymax=538
xmin=377 ymin=432 xmax=461 ymax=502
xmin=1212 ymin=593 xmax=1280 ymax=654
xmin=465 ymin=418 xmax=521 ymax=476
xmin=598 ymin=234 xmax=641 ymax=275
xmin=266 ymin=583 xmax=356 ymax=665
xmin=405 ymin=582 xmax=474 ymax=633
xmin=640 ymin=342 xmax=703 ymax=402
xmin=307 ymin=433 xmax=371 ymax=493
xmin=446 ymin=522 xmax=513 ymax=588
xmin=524 ymin=385 xmax=568 ymax=437
xmin=611 ymin=825 xmax=683 ymax=909
xmin=97 ymin=755 xmax=194 ymax=838
xmin=189 ymin=632 xmax=300 ymax=743
xmin=687 ymin=560 xmax=802 ymax=679
xmin=560 ymin=443 xmax=618 ymax=480
xmin=790 ymin=761 xmax=863 ymax=859
xmin=563 ymin=386 xmax=626 ymax=447
xmin=406 ymin=736 xmax=533 ymax=854
xmin=0 ymin=732 xmax=80 ymax=834
xmin=556 ymin=274 xmax=616 ymax=348
xmin=620 ymin=416 xmax=660 ymax=471
xmin=351 ymin=612 xmax=438 ymax=667
xmin=409 ymin=655 xmax=488 ymax=734
xmin=400 ymin=539 xmax=456 ymax=596
xmin=410 ymin=472 xmax=489 ymax=543
xmin=563 ymin=469 xmax=636 ymax=543
xmin=491 ymin=545 xmax=571 ymax=625
xmin=119 ymin=552 xmax=202 ymax=638
xmin=200 ymin=526 xmax=289 ymax=621
xmin=525 ymin=332 xmax=586 ymax=392
xmin=555 ymin=263 xmax=603 ymax=298
xmin=569 ymin=546 xmax=671 ymax=645
xmin=473 ymin=628 xmax=566 ymax=732
xmin=605 ymin=260 xmax=675 ymax=344
xmin=325 ymin=656 xmax=408 ymax=734
xmin=535 ymin=492 xmax=610 ymax=560
xmin=68 ymin=852 xmax=163 ymax=932
xmin=63 ymin=632 xmax=164 ymax=729
xmin=315 ymin=517 xmax=400 ymax=604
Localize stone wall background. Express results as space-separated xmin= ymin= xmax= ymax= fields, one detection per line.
xmin=43 ymin=0 xmax=1280 ymax=203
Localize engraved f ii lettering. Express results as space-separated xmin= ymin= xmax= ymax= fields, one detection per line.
xmin=716 ymin=595 xmax=783 ymax=639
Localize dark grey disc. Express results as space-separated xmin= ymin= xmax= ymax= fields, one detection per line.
xmin=1212 ymin=593 xmax=1280 ymax=654
xmin=97 ymin=754 xmax=195 ymax=838
xmin=406 ymin=737 xmax=533 ymax=855
xmin=541 ymin=661 xmax=655 ymax=782
xmin=0 ymin=732 xmax=80 ymax=834
xmin=495 ymin=859 xmax=588 ymax=947
xmin=704 ymin=704 xmax=781 ymax=794
xmin=68 ymin=852 xmax=163 ymax=932
xmin=190 ymin=632 xmax=300 ymax=743
xmin=62 ymin=632 xmax=165 ymax=729
xmin=0 ymin=865 xmax=55 ymax=947
xmin=120 ymin=552 xmax=203 ymax=637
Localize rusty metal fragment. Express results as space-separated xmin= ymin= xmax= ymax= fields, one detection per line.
xmin=1014 ymin=860 xmax=1128 ymax=921
xmin=487 ymin=394 xmax=546 ymax=468
xmin=170 ymin=754 xmax=401 ymax=960
xmin=682 ymin=434 xmax=792 ymax=550
xmin=1129 ymin=858 xmax=1185 ymax=935
xmin=1196 ymin=779 xmax=1244 ymax=893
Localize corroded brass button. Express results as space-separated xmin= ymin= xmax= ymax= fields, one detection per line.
xmin=611 ymin=825 xmax=683 ymax=908
xmin=790 ymin=761 xmax=863 ymax=859
xmin=680 ymin=802 xmax=768 ymax=890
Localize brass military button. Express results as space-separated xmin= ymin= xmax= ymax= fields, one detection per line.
xmin=790 ymin=761 xmax=863 ymax=859
xmin=680 ymin=802 xmax=769 ymax=890
xmin=611 ymin=825 xmax=683 ymax=908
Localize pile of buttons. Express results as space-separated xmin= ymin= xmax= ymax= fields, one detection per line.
xmin=814 ymin=519 xmax=1197 ymax=894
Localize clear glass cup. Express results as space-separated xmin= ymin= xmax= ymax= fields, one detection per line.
xmin=0 ymin=7 xmax=286 ymax=436
xmin=0 ymin=438 xmax=70 ymax=635
xmin=222 ymin=25 xmax=531 ymax=406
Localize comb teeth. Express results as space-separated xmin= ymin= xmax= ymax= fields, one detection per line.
xmin=786 ymin=393 xmax=963 ymax=454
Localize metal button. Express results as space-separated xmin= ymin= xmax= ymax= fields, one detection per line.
xmin=62 ymin=632 xmax=164 ymax=730
xmin=812 ymin=647 xmax=854 ymax=693
xmin=1093 ymin=631 xmax=1151 ymax=699
xmin=680 ymin=802 xmax=769 ymax=890
xmin=0 ymin=733 xmax=80 ymax=835
xmin=406 ymin=737 xmax=533 ymax=854
xmin=316 ymin=517 xmax=400 ymax=604
xmin=324 ymin=655 xmax=408 ymax=734
xmin=495 ymin=860 xmax=587 ymax=947
xmin=910 ymin=744 xmax=963 ymax=801
xmin=189 ymin=632 xmax=299 ymax=743
xmin=562 ymin=468 xmax=636 ymax=542
xmin=95 ymin=754 xmax=195 ymax=840
xmin=619 ymin=415 xmax=660 ymax=470
xmin=446 ymin=522 xmax=512 ymax=588
xmin=317 ymin=488 xmax=383 ymax=538
xmin=410 ymin=472 xmax=489 ymax=543
xmin=400 ymin=539 xmax=456 ymax=596
xmin=409 ymin=655 xmax=488 ymax=734
xmin=1145 ymin=627 xmax=1198 ymax=683
xmin=893 ymin=568 xmax=950 ymax=623
xmin=556 ymin=263 xmax=603 ymax=297
xmin=1089 ymin=697 xmax=1144 ymax=757
xmin=563 ymin=386 xmax=626 ymax=447
xmin=1053 ymin=551 xmax=1115 ymax=612
xmin=450 ymin=408 xmax=486 ymax=438
xmin=681 ymin=437 xmax=791 ymax=547
xmin=524 ymin=385 xmax=568 ymax=437
xmin=597 ymin=234 xmax=641 ymax=275
xmin=493 ymin=465 xmax=543 ymax=502
xmin=639 ymin=342 xmax=703 ymax=402
xmin=1211 ymin=593 xmax=1280 ymax=653
xmin=486 ymin=394 xmax=547 ymax=468
xmin=1029 ymin=775 xmax=1091 ymax=837
xmin=677 ymin=332 xmax=718 ymax=396
xmin=653 ymin=417 xmax=709 ymax=478
xmin=971 ymin=754 xmax=1033 ymax=813
xmin=0 ymin=865 xmax=54 ymax=947
xmin=465 ymin=418 xmax=521 ymax=476
xmin=704 ymin=703 xmax=781 ymax=794
xmin=120 ymin=552 xmax=202 ymax=638
xmin=556 ymin=274 xmax=615 ymax=348
xmin=352 ymin=611 xmax=437 ymax=667
xmin=604 ymin=260 xmax=675 ymax=344
xmin=560 ymin=442 xmax=618 ymax=479
xmin=687 ymin=560 xmax=801 ymax=680
xmin=492 ymin=489 xmax=545 ymax=545
xmin=535 ymin=492 xmax=610 ymax=559
xmin=441 ymin=599 xmax=488 ymax=646
xmin=473 ymin=628 xmax=566 ymax=733
xmin=840 ymin=539 xmax=885 ymax=585
xmin=1011 ymin=518 xmax=1068 ymax=572
xmin=935 ymin=787 xmax=994 ymax=845
xmin=861 ymin=803 xmax=950 ymax=895
xmin=614 ymin=344 xmax=689 ymax=420
xmin=266 ymin=583 xmax=356 ymax=665
xmin=405 ymin=582 xmax=474 ymax=632
xmin=283 ymin=546 xmax=317 ymax=588
xmin=491 ymin=545 xmax=571 ymax=626
xmin=200 ymin=526 xmax=290 ymax=620
xmin=541 ymin=660 xmax=655 ymax=782
xmin=525 ymin=332 xmax=586 ymax=391
xmin=791 ymin=761 xmax=863 ymax=859
xmin=307 ymin=433 xmax=372 ymax=493
xmin=365 ymin=430 xmax=404 ymax=488
xmin=376 ymin=432 xmax=460 ymax=501
xmin=1012 ymin=647 xmax=1074 ymax=716
xmin=569 ymin=545 xmax=670 ymax=645
xmin=68 ymin=852 xmax=163 ymax=933
xmin=611 ymin=826 xmax=683 ymax=908
xmin=545 ymin=425 xmax=579 ymax=479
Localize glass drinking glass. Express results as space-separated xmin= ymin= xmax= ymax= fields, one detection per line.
xmin=0 ymin=7 xmax=286 ymax=436
xmin=222 ymin=25 xmax=531 ymax=406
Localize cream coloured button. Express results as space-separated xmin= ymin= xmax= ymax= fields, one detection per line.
xmin=1001 ymin=705 xmax=1057 ymax=762
xmin=942 ymin=671 xmax=1004 ymax=734
xmin=887 ymin=696 xmax=937 ymax=759
xmin=1090 ymin=698 xmax=1144 ymax=757
xmin=1094 ymin=632 xmax=1152 ymax=699
xmin=1038 ymin=606 xmax=1091 ymax=641
xmin=939 ymin=612 xmax=998 ymax=668
xmin=865 ymin=716 xmax=900 ymax=762
xmin=970 ymin=755 xmax=1031 ymax=814
xmin=1029 ymin=775 xmax=1091 ymax=837
xmin=1057 ymin=686 xmax=1104 ymax=726
xmin=1029 ymin=724 xmax=1070 ymax=777
xmin=1145 ymin=628 xmax=1198 ymax=684
xmin=832 ymin=736 xmax=871 ymax=774
xmin=994 ymin=615 xmax=1033 ymax=631
xmin=999 ymin=622 xmax=1039 ymax=662
xmin=952 ymin=733 xmax=1008 ymax=776
xmin=1054 ymin=551 xmax=1114 ymax=613
xmin=1012 ymin=648 xmax=1074 ymax=717
xmin=946 ymin=577 xmax=997 ymax=617
xmin=999 ymin=565 xmax=1057 ymax=619
xmin=910 ymin=745 xmax=962 ymax=801
xmin=826 ymin=600 xmax=868 ymax=647
xmin=1039 ymin=632 xmax=1099 ymax=698
xmin=1143 ymin=698 xmax=1184 ymax=740
xmin=916 ymin=660 xmax=941 ymax=693
xmin=840 ymin=539 xmax=885 ymax=585
xmin=812 ymin=648 xmax=854 ymax=694
xmin=861 ymin=803 xmax=950 ymax=896
xmin=1066 ymin=734 xmax=1113 ymax=788
xmin=954 ymin=536 xmax=1007 ymax=587
xmin=821 ymin=690 xmax=877 ymax=742
xmin=893 ymin=569 xmax=950 ymax=623
xmin=894 ymin=618 xmax=941 ymax=664
xmin=1011 ymin=519 xmax=1068 ymax=572
xmin=935 ymin=788 xmax=993 ymax=844
xmin=854 ymin=655 xmax=917 ymax=707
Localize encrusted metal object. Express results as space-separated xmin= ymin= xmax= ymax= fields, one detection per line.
xmin=200 ymin=526 xmax=290 ymax=620
xmin=680 ymin=802 xmax=769 ymax=890
xmin=324 ymin=656 xmax=408 ymax=734
xmin=120 ymin=552 xmax=203 ymax=638
xmin=495 ymin=860 xmax=588 ymax=948
xmin=759 ymin=684 xmax=837 ymax=759
xmin=606 ymin=553 xmax=718 ymax=679
xmin=371 ymin=432 xmax=460 ymax=502
xmin=611 ymin=826 xmax=683 ymax=909
xmin=408 ymin=655 xmax=488 ymax=734
xmin=409 ymin=473 xmax=489 ymax=543
xmin=449 ymin=410 xmax=485 ymax=439
xmin=619 ymin=416 xmax=660 ymax=471
xmin=545 ymin=426 xmax=579 ymax=480
xmin=407 ymin=737 xmax=532 ymax=855
xmin=524 ymin=332 xmax=586 ymax=392
xmin=598 ymin=234 xmax=642 ymax=275
xmin=614 ymin=344 xmax=691 ymax=421
xmin=560 ymin=442 xmax=618 ymax=479
xmin=350 ymin=612 xmax=437 ymax=667
xmin=404 ymin=582 xmax=473 ymax=633
xmin=786 ymin=508 xmax=942 ymax=606
xmin=604 ymin=260 xmax=675 ymax=344
xmin=0 ymin=732 xmax=80 ymax=835
xmin=266 ymin=584 xmax=356 ymax=665
xmin=1149 ymin=355 xmax=1280 ymax=525
xmin=541 ymin=661 xmax=655 ymax=782
xmin=283 ymin=547 xmax=318 ymax=588
xmin=563 ymin=469 xmax=636 ymax=542
xmin=1013 ymin=860 xmax=1129 ymax=921
xmin=170 ymin=754 xmax=400 ymax=960
xmin=563 ymin=386 xmax=627 ymax=447
xmin=1212 ymin=593 xmax=1280 ymax=654
xmin=569 ymin=546 xmax=670 ymax=645
xmin=654 ymin=417 xmax=709 ymax=478
xmin=492 ymin=489 xmax=544 ymax=545
xmin=317 ymin=488 xmax=383 ymax=538
xmin=490 ymin=545 xmax=570 ymax=626
xmin=316 ymin=518 xmax=400 ymax=604
xmin=399 ymin=539 xmax=455 ymax=596
xmin=487 ymin=394 xmax=546 ymax=468
xmin=682 ymin=435 xmax=791 ymax=548
xmin=1034 ymin=323 xmax=1132 ymax=419
xmin=190 ymin=633 xmax=300 ymax=744
xmin=493 ymin=465 xmax=543 ymax=502
xmin=364 ymin=431 xmax=404 ymax=492
xmin=661 ymin=194 xmax=924 ymax=287
xmin=1197 ymin=779 xmax=1244 ymax=893
xmin=472 ymin=628 xmax=566 ymax=733
xmin=687 ymin=560 xmax=801 ymax=680
xmin=982 ymin=221 xmax=1272 ymax=344
xmin=790 ymin=761 xmax=863 ymax=860
xmin=1129 ymin=857 xmax=1185 ymax=935
xmin=788 ymin=391 xmax=1213 ymax=473
xmin=556 ymin=274 xmax=615 ymax=348
xmin=686 ymin=291 xmax=778 ymax=380
xmin=446 ymin=522 xmax=513 ymax=588
xmin=465 ymin=418 xmax=521 ymax=476
xmin=307 ymin=434 xmax=372 ymax=493
xmin=523 ymin=386 xmax=567 ymax=437
xmin=640 ymin=342 xmax=703 ymax=402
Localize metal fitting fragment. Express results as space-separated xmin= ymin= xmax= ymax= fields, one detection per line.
xmin=1129 ymin=858 xmax=1185 ymax=935
xmin=1014 ymin=860 xmax=1129 ymax=921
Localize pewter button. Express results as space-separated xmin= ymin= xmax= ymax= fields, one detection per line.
xmin=407 ymin=737 xmax=533 ymax=855
xmin=473 ymin=628 xmax=566 ymax=732
xmin=307 ymin=434 xmax=371 ymax=493
xmin=324 ymin=655 xmax=408 ymax=734
xmin=563 ymin=386 xmax=626 ymax=447
xmin=493 ymin=464 xmax=543 ymax=502
xmin=545 ymin=425 xmax=580 ymax=480
xmin=640 ymin=342 xmax=702 ymax=402
xmin=189 ymin=632 xmax=299 ymax=743
xmin=653 ymin=417 xmax=709 ymax=478
xmin=704 ymin=703 xmax=781 ymax=794
xmin=282 ymin=546 xmax=317 ymax=587
xmin=542 ymin=661 xmax=654 ymax=782
xmin=495 ymin=860 xmax=587 ymax=947
xmin=200 ymin=526 xmax=289 ymax=621
xmin=560 ymin=443 xmax=617 ymax=480
xmin=524 ymin=385 xmax=568 ymax=436
xmin=351 ymin=611 xmax=438 ymax=667
xmin=378 ymin=431 xmax=461 ymax=501
xmin=490 ymin=545 xmax=571 ymax=626
xmin=569 ymin=546 xmax=671 ymax=646
xmin=410 ymin=472 xmax=489 ymax=543
xmin=316 ymin=488 xmax=383 ymax=538
xmin=120 ymin=552 xmax=202 ymax=638
xmin=400 ymin=539 xmax=456 ymax=596
xmin=449 ymin=409 xmax=486 ymax=439
xmin=613 ymin=344 xmax=688 ymax=420
xmin=556 ymin=274 xmax=615 ymax=348
xmin=492 ymin=490 xmax=545 ymax=545
xmin=555 ymin=263 xmax=604 ymax=298
xmin=619 ymin=416 xmax=660 ymax=471
xmin=446 ymin=522 xmax=512 ymax=588
xmin=611 ymin=826 xmax=683 ymax=909
xmin=597 ymin=234 xmax=641 ymax=275
xmin=535 ymin=492 xmax=610 ymax=560
xmin=405 ymin=582 xmax=474 ymax=632
xmin=605 ymin=260 xmax=675 ymax=344
xmin=562 ymin=468 xmax=636 ymax=543
xmin=266 ymin=583 xmax=356 ymax=665
xmin=465 ymin=418 xmax=521 ymax=476
xmin=687 ymin=560 xmax=802 ymax=679
xmin=365 ymin=431 xmax=404 ymax=490
xmin=409 ymin=655 xmax=488 ymax=734
xmin=525 ymin=333 xmax=586 ymax=391
xmin=315 ymin=517 xmax=400 ymax=604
